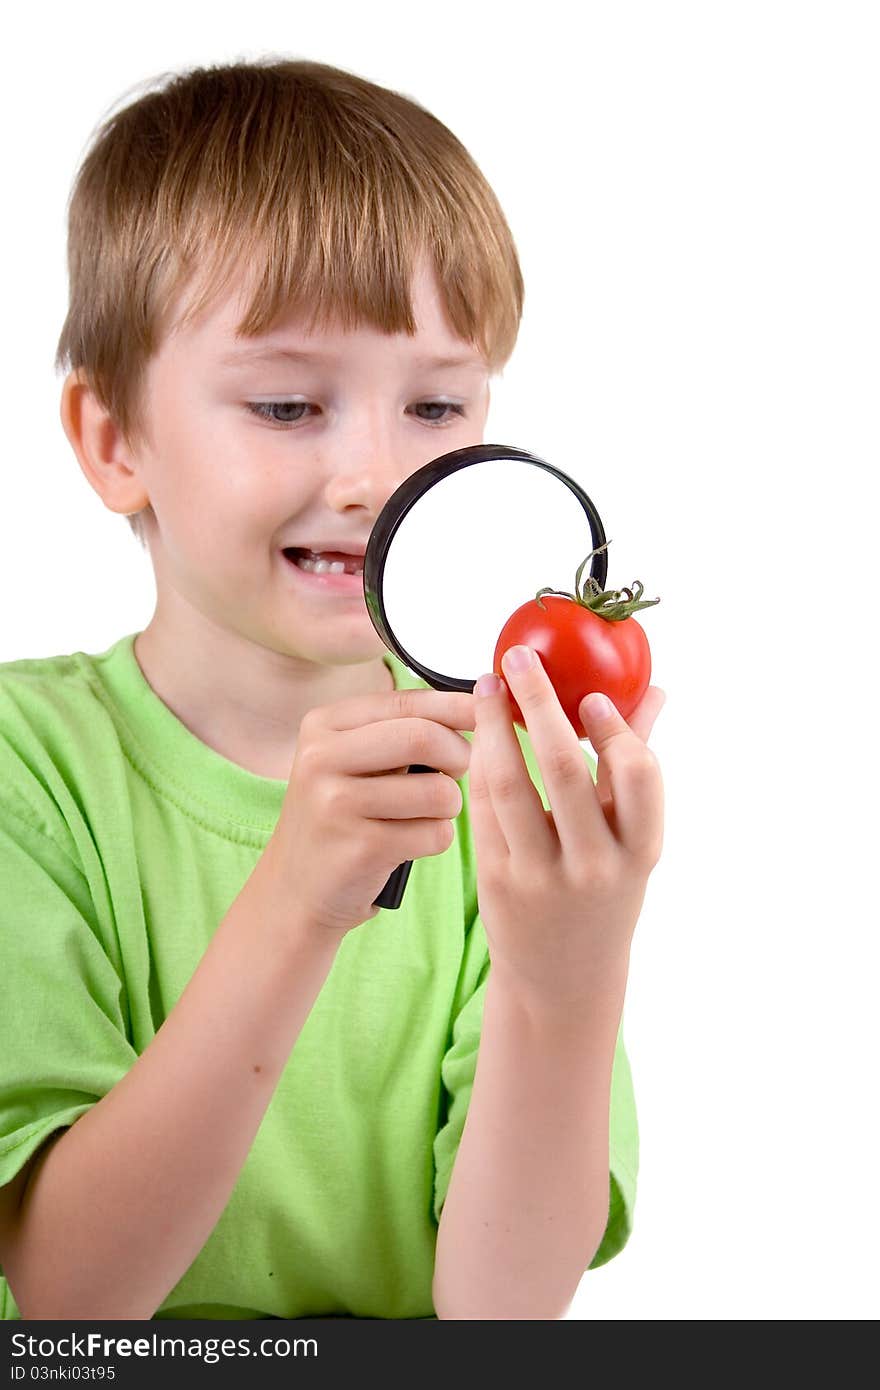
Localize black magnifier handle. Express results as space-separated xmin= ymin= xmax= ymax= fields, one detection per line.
xmin=372 ymin=763 xmax=436 ymax=909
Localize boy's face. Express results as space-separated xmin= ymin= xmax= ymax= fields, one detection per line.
xmin=117 ymin=256 xmax=490 ymax=667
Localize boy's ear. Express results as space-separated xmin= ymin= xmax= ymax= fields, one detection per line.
xmin=60 ymin=369 xmax=151 ymax=517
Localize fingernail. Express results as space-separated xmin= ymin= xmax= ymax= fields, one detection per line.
xmin=583 ymin=692 xmax=613 ymax=719
xmin=475 ymin=672 xmax=502 ymax=698
xmin=503 ymin=645 xmax=533 ymax=674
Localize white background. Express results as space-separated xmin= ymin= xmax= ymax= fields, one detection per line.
xmin=1 ymin=1 xmax=877 ymax=1320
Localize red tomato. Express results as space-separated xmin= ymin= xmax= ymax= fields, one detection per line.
xmin=492 ymin=557 xmax=659 ymax=738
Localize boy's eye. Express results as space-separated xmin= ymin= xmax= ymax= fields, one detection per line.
xmin=248 ymin=401 xmax=312 ymax=425
xmin=245 ymin=401 xmax=467 ymax=428
xmin=412 ymin=401 xmax=466 ymax=424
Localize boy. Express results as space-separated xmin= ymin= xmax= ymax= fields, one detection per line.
xmin=0 ymin=58 xmax=662 ymax=1320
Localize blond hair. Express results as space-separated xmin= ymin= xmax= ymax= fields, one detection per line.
xmin=54 ymin=57 xmax=525 ymax=546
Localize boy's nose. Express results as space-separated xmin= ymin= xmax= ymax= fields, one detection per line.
xmin=327 ymin=436 xmax=415 ymax=502
xmin=321 ymin=466 xmax=401 ymax=527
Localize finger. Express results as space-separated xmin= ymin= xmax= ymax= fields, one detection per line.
xmin=595 ymin=686 xmax=665 ymax=804
xmin=348 ymin=716 xmax=473 ymax=779
xmin=496 ymin=645 xmax=605 ymax=862
xmin=465 ymin=725 xmax=510 ymax=865
xmin=472 ymin=663 xmax=557 ymax=862
xmin=318 ymin=686 xmax=477 ymax=734
xmin=579 ymin=692 xmax=665 ymax=863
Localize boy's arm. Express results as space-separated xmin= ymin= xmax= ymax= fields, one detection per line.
xmin=432 ymin=960 xmax=628 ymax=1320
xmin=0 ymin=836 xmax=341 ymax=1321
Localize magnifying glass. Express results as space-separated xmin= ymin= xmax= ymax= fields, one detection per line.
xmin=362 ymin=443 xmax=609 ymax=910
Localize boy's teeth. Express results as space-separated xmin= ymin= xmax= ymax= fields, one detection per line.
xmin=291 ymin=551 xmax=363 ymax=576
xmin=304 ymin=558 xmax=346 ymax=574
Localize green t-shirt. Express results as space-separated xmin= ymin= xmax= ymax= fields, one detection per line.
xmin=0 ymin=632 xmax=638 ymax=1320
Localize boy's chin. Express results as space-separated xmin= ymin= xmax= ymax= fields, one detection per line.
xmin=264 ymin=625 xmax=387 ymax=667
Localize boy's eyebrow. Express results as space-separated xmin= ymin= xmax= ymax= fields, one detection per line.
xmin=216 ymin=345 xmax=486 ymax=371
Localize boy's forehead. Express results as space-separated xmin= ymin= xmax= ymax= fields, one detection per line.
xmin=165 ymin=256 xmax=487 ymax=370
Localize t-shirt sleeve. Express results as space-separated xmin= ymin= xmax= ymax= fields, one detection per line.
xmin=0 ymin=791 xmax=137 ymax=1206
xmin=431 ymin=727 xmax=639 ymax=1270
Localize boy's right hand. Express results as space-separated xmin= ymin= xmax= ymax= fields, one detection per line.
xmin=264 ymin=687 xmax=476 ymax=940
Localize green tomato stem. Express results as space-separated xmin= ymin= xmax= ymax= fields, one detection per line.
xmin=534 ymin=540 xmax=661 ymax=621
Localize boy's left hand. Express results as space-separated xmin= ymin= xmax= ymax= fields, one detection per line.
xmin=467 ymin=646 xmax=666 ymax=1008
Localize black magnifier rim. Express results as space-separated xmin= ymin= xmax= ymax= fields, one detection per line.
xmin=363 ymin=443 xmax=608 ymax=692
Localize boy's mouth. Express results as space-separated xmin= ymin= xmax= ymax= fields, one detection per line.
xmin=282 ymin=547 xmax=365 ymax=576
